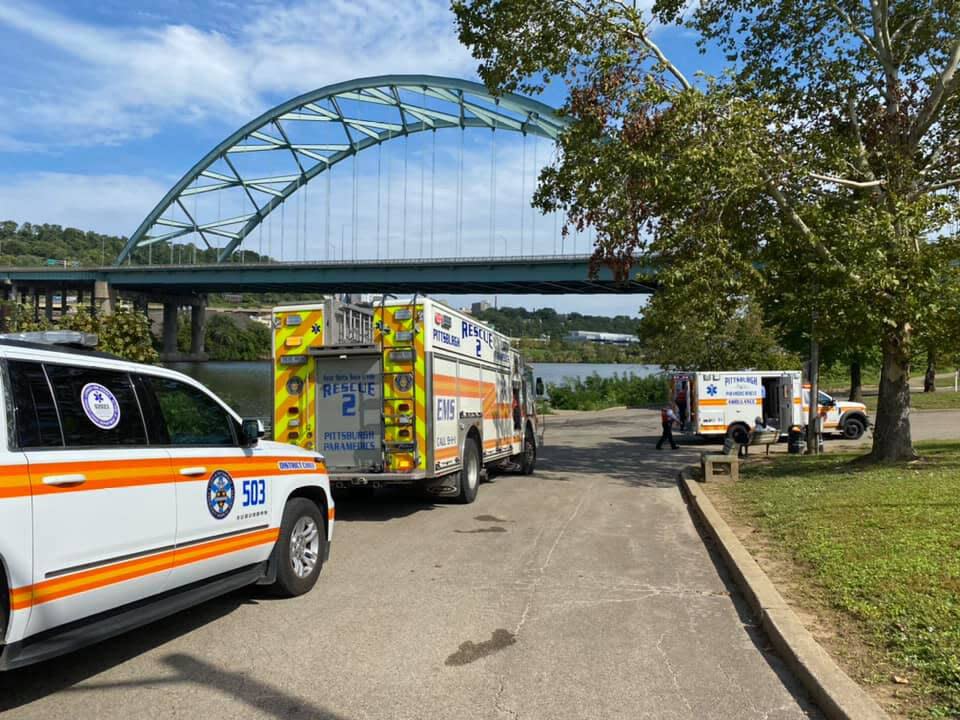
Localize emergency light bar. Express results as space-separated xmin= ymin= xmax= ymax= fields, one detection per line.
xmin=0 ymin=330 xmax=99 ymax=348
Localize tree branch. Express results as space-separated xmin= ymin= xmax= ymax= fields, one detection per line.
xmin=846 ymin=93 xmax=877 ymax=182
xmin=764 ymin=178 xmax=860 ymax=281
xmin=828 ymin=0 xmax=899 ymax=110
xmin=809 ymin=172 xmax=885 ymax=188
xmin=567 ymin=0 xmax=692 ymax=91
xmin=910 ymin=35 xmax=960 ymax=146
xmin=916 ymin=177 xmax=960 ymax=196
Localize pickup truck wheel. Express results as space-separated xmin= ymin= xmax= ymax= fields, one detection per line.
xmin=842 ymin=417 xmax=866 ymax=440
xmin=519 ymin=429 xmax=536 ymax=475
xmin=273 ymin=498 xmax=326 ymax=597
xmin=456 ymin=440 xmax=480 ymax=504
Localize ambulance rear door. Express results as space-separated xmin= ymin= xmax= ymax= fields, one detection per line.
xmin=312 ymin=350 xmax=383 ymax=472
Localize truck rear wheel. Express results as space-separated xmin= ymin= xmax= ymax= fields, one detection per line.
xmin=519 ymin=428 xmax=536 ymax=475
xmin=456 ymin=440 xmax=480 ymax=504
xmin=842 ymin=417 xmax=866 ymax=440
xmin=272 ymin=498 xmax=326 ymax=597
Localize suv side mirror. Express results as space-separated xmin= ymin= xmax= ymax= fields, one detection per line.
xmin=535 ymin=378 xmax=545 ymax=397
xmin=240 ymin=418 xmax=265 ymax=447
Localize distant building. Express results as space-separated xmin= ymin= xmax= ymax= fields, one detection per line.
xmin=564 ymin=330 xmax=639 ymax=345
xmin=471 ymin=301 xmax=491 ymax=315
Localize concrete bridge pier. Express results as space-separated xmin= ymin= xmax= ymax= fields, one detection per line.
xmin=190 ymin=300 xmax=207 ymax=358
xmin=162 ymin=302 xmax=179 ymax=359
xmin=157 ymin=294 xmax=207 ymax=362
xmin=94 ymin=280 xmax=116 ymax=315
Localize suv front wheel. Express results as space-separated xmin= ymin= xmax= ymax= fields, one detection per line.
xmin=273 ymin=498 xmax=326 ymax=597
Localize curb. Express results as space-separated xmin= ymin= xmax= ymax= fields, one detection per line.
xmin=679 ymin=471 xmax=889 ymax=720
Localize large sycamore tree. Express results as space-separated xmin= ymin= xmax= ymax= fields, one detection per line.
xmin=454 ymin=0 xmax=960 ymax=461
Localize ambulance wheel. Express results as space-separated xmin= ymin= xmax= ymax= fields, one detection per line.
xmin=273 ymin=498 xmax=326 ymax=597
xmin=457 ymin=440 xmax=481 ymax=504
xmin=519 ymin=428 xmax=536 ymax=475
xmin=842 ymin=417 xmax=866 ymax=440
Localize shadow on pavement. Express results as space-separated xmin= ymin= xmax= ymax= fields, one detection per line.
xmin=538 ymin=437 xmax=714 ymax=488
xmin=57 ymin=653 xmax=350 ymax=720
xmin=332 ymin=486 xmax=440 ymax=522
xmin=0 ymin=589 xmax=254 ymax=712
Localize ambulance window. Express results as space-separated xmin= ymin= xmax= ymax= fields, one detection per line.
xmin=45 ymin=365 xmax=147 ymax=447
xmin=7 ymin=361 xmax=63 ymax=448
xmin=141 ymin=375 xmax=236 ymax=447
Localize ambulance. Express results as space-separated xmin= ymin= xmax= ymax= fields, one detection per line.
xmin=273 ymin=296 xmax=544 ymax=503
xmin=669 ymin=371 xmax=869 ymax=441
xmin=0 ymin=332 xmax=333 ymax=670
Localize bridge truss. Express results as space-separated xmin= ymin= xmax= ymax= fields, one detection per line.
xmin=117 ymin=75 xmax=568 ymax=266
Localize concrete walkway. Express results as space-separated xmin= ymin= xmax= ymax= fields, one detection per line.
xmin=0 ymin=408 xmax=820 ymax=719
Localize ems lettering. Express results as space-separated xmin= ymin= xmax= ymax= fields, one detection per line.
xmin=437 ymin=397 xmax=456 ymax=421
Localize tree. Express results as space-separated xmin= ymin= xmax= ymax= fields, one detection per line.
xmin=454 ymin=0 xmax=960 ymax=461
xmin=637 ymin=284 xmax=800 ymax=371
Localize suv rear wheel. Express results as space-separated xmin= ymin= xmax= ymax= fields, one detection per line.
xmin=273 ymin=498 xmax=326 ymax=597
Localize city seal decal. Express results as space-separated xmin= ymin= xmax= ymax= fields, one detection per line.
xmin=80 ymin=383 xmax=121 ymax=430
xmin=207 ymin=470 xmax=235 ymax=520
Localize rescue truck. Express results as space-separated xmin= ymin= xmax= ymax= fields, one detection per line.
xmin=0 ymin=331 xmax=334 ymax=670
xmin=669 ymin=371 xmax=869 ymax=441
xmin=273 ymin=296 xmax=544 ymax=503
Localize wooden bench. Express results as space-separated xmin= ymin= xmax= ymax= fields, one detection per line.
xmin=744 ymin=429 xmax=780 ymax=456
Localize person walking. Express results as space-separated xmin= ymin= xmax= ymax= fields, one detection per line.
xmin=656 ymin=402 xmax=680 ymax=450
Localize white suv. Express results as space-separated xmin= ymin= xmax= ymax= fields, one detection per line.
xmin=0 ymin=333 xmax=334 ymax=669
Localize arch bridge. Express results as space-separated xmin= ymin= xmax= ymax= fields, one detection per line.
xmin=118 ymin=75 xmax=579 ymax=267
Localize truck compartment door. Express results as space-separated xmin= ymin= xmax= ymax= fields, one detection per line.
xmin=315 ymin=355 xmax=383 ymax=471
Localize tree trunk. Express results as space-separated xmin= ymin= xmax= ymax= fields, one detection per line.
xmin=923 ymin=348 xmax=936 ymax=392
xmin=848 ymin=359 xmax=863 ymax=403
xmin=870 ymin=324 xmax=917 ymax=461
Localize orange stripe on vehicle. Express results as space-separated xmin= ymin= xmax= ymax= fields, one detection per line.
xmin=700 ymin=424 xmax=728 ymax=431
xmin=328 ymin=507 xmax=335 ymax=521
xmin=435 ymin=446 xmax=460 ymax=460
xmin=0 ymin=469 xmax=31 ymax=499
xmin=11 ymin=528 xmax=279 ymax=611
xmin=699 ymin=399 xmax=727 ymax=406
xmin=0 ymin=456 xmax=325 ymax=501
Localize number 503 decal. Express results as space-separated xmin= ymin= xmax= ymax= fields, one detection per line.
xmin=242 ymin=479 xmax=267 ymax=507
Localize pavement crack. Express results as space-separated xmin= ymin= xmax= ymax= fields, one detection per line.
xmin=493 ymin=676 xmax=519 ymax=720
xmin=655 ymin=630 xmax=695 ymax=717
xmin=514 ymin=478 xmax=595 ymax=637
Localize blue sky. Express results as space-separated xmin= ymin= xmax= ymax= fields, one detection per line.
xmin=0 ymin=1 xmax=718 ymax=317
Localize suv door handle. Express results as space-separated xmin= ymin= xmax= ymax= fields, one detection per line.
xmin=179 ymin=467 xmax=207 ymax=477
xmin=42 ymin=474 xmax=87 ymax=486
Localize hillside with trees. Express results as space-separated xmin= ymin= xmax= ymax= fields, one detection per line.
xmin=475 ymin=305 xmax=638 ymax=338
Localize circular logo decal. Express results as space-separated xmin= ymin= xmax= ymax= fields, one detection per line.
xmin=286 ymin=376 xmax=304 ymax=395
xmin=394 ymin=373 xmax=413 ymax=392
xmin=206 ymin=470 xmax=235 ymax=520
xmin=81 ymin=383 xmax=121 ymax=430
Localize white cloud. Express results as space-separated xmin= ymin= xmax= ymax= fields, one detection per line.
xmin=0 ymin=0 xmax=477 ymax=146
xmin=0 ymin=172 xmax=171 ymax=236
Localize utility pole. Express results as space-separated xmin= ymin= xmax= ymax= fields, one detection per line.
xmin=806 ymin=310 xmax=821 ymax=455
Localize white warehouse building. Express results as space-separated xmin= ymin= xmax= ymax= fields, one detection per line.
xmin=564 ymin=330 xmax=639 ymax=345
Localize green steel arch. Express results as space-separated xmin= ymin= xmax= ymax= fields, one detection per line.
xmin=117 ymin=75 xmax=567 ymax=265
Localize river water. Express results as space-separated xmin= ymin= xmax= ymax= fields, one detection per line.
xmin=167 ymin=361 xmax=661 ymax=422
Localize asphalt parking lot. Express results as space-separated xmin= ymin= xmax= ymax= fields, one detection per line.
xmin=0 ymin=407 xmax=839 ymax=719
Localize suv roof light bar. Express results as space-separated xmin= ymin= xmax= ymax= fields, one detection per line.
xmin=0 ymin=331 xmax=99 ymax=348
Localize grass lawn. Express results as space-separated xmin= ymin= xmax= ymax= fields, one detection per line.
xmin=716 ymin=442 xmax=960 ymax=717
xmin=860 ymin=391 xmax=960 ymax=412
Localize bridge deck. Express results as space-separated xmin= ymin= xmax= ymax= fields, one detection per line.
xmin=0 ymin=256 xmax=653 ymax=295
